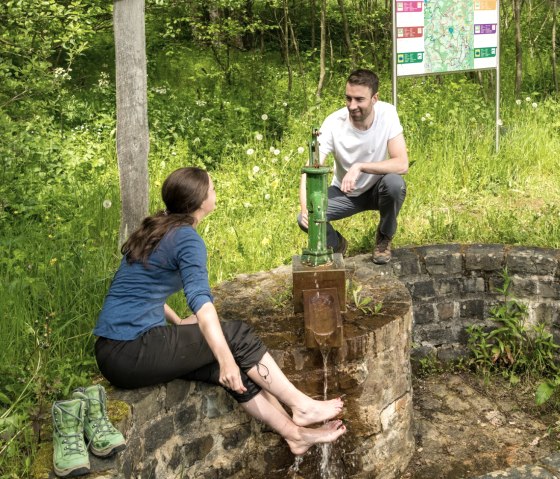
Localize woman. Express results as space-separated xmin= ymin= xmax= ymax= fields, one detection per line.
xmin=94 ymin=167 xmax=346 ymax=455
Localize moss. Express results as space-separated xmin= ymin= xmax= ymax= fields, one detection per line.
xmin=29 ymin=442 xmax=52 ymax=479
xmin=107 ymin=400 xmax=130 ymax=424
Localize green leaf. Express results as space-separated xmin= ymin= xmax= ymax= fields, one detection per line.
xmin=535 ymin=381 xmax=555 ymax=406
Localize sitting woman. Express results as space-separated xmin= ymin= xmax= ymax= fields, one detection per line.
xmin=94 ymin=166 xmax=346 ymax=455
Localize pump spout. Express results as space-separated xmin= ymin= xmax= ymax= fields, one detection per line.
xmin=303 ymin=288 xmax=343 ymax=349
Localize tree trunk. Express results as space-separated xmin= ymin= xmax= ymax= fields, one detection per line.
xmin=282 ymin=0 xmax=293 ymax=93
xmin=336 ymin=0 xmax=356 ymax=67
xmin=316 ymin=0 xmax=327 ymax=97
xmin=513 ymin=0 xmax=523 ymax=95
xmin=552 ymin=0 xmax=558 ymax=93
xmin=114 ymin=0 xmax=150 ymax=245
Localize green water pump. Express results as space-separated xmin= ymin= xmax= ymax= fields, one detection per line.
xmin=300 ymin=127 xmax=333 ymax=266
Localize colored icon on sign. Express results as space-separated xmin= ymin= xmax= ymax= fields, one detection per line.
xmin=396 ymin=1 xmax=423 ymax=12
xmin=397 ymin=52 xmax=424 ymax=64
xmin=474 ymin=47 xmax=496 ymax=58
xmin=474 ymin=0 xmax=497 ymax=10
xmin=397 ymin=26 xmax=424 ymax=38
xmin=474 ymin=24 xmax=497 ymax=34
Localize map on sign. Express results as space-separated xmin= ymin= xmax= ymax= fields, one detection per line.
xmin=395 ymin=0 xmax=499 ymax=77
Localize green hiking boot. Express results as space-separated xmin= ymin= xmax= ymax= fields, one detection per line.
xmin=52 ymin=399 xmax=90 ymax=477
xmin=73 ymin=384 xmax=126 ymax=457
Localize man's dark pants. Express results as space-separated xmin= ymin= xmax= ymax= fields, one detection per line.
xmin=298 ymin=173 xmax=407 ymax=251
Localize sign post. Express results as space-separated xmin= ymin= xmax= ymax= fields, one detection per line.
xmin=392 ymin=0 xmax=500 ymax=151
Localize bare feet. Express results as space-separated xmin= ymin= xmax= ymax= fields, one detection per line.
xmin=292 ymin=397 xmax=344 ymax=427
xmin=286 ymin=420 xmax=346 ymax=455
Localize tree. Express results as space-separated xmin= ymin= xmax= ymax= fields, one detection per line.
xmin=113 ymin=0 xmax=150 ymax=244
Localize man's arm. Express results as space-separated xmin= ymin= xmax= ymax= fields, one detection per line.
xmin=340 ymin=133 xmax=408 ymax=194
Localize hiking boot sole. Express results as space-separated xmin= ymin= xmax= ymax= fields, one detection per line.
xmin=91 ymin=441 xmax=126 ymax=458
xmin=53 ymin=465 xmax=90 ymax=478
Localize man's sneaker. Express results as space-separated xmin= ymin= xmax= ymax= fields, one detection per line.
xmin=334 ymin=234 xmax=348 ymax=257
xmin=73 ymin=385 xmax=126 ymax=457
xmin=52 ymin=399 xmax=90 ymax=477
xmin=372 ymin=228 xmax=392 ymax=264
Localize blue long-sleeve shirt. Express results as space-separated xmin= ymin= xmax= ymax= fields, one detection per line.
xmin=94 ymin=226 xmax=213 ymax=340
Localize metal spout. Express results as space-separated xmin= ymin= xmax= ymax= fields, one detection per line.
xmin=303 ymin=288 xmax=343 ymax=349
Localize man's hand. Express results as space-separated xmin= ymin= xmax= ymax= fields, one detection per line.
xmin=341 ymin=163 xmax=362 ymax=193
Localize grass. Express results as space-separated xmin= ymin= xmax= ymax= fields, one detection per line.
xmin=1 ymin=51 xmax=559 ymax=476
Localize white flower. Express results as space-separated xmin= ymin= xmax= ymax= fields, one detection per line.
xmin=171 ymin=151 xmax=177 ymax=156
xmin=195 ymin=100 xmax=207 ymax=107
xmin=269 ymin=146 xmax=275 ymax=153
xmin=283 ymin=156 xmax=290 ymax=162
xmin=429 ymin=121 xmax=434 ymax=126
xmin=261 ymin=114 xmax=268 ymax=121
xmin=273 ymin=149 xmax=280 ymax=156
xmin=525 ymin=96 xmax=531 ymax=102
xmin=421 ymin=116 xmax=426 ymax=122
xmin=532 ymin=102 xmax=538 ymax=109
xmin=297 ymin=147 xmax=305 ymax=154
xmin=103 ymin=200 xmax=112 ymax=209
xmin=243 ymin=202 xmax=252 ymax=208
xmin=283 ymin=102 xmax=288 ymax=107
xmin=497 ymin=119 xmax=503 ymax=126
xmin=255 ymin=133 xmax=263 ymax=141
xmin=252 ymin=166 xmax=260 ymax=174
xmin=425 ymin=113 xmax=431 ymax=118
xmin=516 ymin=99 xmax=522 ymax=105
xmin=246 ymin=148 xmax=255 ymax=155
xmin=264 ymin=194 xmax=271 ymax=200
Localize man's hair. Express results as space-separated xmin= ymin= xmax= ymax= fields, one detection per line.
xmin=346 ymin=69 xmax=379 ymax=95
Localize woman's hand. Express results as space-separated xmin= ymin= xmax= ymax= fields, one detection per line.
xmin=219 ymin=359 xmax=247 ymax=394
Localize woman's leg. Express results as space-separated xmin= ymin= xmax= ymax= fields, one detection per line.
xmin=240 ymin=391 xmax=346 ymax=455
xmin=246 ymin=352 xmax=344 ymax=427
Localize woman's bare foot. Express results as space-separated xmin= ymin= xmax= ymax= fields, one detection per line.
xmin=286 ymin=420 xmax=346 ymax=455
xmin=292 ymin=397 xmax=344 ymax=427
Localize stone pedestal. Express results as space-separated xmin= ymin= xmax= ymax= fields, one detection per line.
xmin=75 ymin=257 xmax=413 ymax=479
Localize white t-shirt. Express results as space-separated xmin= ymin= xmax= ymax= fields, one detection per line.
xmin=318 ymin=101 xmax=403 ymax=197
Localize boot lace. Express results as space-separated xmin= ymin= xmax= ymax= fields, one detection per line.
xmin=52 ymin=404 xmax=86 ymax=456
xmin=88 ymin=396 xmax=119 ymax=439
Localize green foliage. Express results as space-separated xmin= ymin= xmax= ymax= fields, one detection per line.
xmin=467 ymin=269 xmax=559 ymax=386
xmin=348 ymin=281 xmax=382 ymax=315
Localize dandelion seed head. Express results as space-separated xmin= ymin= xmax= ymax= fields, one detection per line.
xmin=252 ymin=165 xmax=260 ymax=174
xmin=246 ymin=148 xmax=255 ymax=155
xmin=256 ymin=133 xmax=263 ymax=141
xmin=273 ymin=149 xmax=280 ymax=156
xmin=516 ymin=99 xmax=522 ymax=105
xmin=261 ymin=114 xmax=268 ymax=121
xmin=264 ymin=194 xmax=271 ymax=200
xmin=532 ymin=102 xmax=538 ymax=109
xmin=103 ymin=199 xmax=112 ymax=209
xmin=297 ymin=147 xmax=305 ymax=154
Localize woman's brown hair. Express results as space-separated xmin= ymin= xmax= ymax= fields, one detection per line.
xmin=121 ymin=167 xmax=210 ymax=264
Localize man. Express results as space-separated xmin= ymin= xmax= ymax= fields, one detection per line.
xmin=298 ymin=69 xmax=408 ymax=264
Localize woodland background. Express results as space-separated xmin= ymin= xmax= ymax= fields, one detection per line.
xmin=1 ymin=0 xmax=560 ymax=476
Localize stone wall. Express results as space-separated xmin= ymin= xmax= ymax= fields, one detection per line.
xmin=57 ymin=243 xmax=559 ymax=479
xmin=387 ymin=244 xmax=560 ymax=362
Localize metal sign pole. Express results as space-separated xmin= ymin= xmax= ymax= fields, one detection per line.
xmin=495 ymin=0 xmax=501 ymax=153
xmin=392 ymin=0 xmax=398 ymax=108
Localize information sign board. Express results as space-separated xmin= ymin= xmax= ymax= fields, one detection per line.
xmin=395 ymin=0 xmax=499 ymax=76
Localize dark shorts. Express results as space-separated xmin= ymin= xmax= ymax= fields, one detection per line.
xmin=95 ymin=320 xmax=267 ymax=403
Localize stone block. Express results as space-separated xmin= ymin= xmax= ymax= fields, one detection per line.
xmin=410 ymin=280 xmax=436 ymax=300
xmin=165 ymin=379 xmax=193 ymax=410
xmin=459 ymin=299 xmax=484 ymax=320
xmin=413 ymin=303 xmax=436 ymax=325
xmin=170 ymin=435 xmax=214 ymax=470
xmin=201 ymin=390 xmax=234 ymax=419
xmin=465 ymin=244 xmax=505 ymax=271
xmin=222 ymin=423 xmax=252 ymax=450
xmin=434 ymin=277 xmax=462 ymax=296
xmin=506 ymin=247 xmax=558 ymax=276
xmin=539 ymin=280 xmax=560 ymax=299
xmin=510 ymin=277 xmax=539 ymax=298
xmin=392 ymin=248 xmax=422 ymax=276
xmin=463 ymin=277 xmax=486 ymax=293
xmin=436 ymin=344 xmax=469 ymax=362
xmin=144 ymin=415 xmax=174 ymax=455
xmin=174 ymin=404 xmax=198 ymax=435
xmin=436 ymin=302 xmax=456 ymax=321
xmin=423 ymin=246 xmax=463 ymax=275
